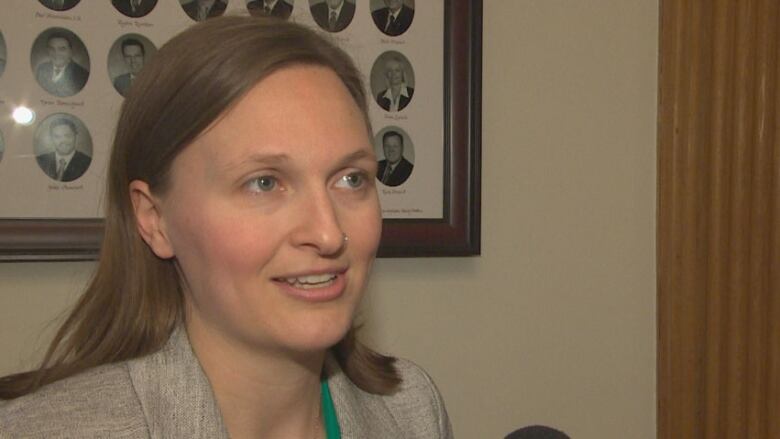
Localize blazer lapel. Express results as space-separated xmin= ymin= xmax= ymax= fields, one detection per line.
xmin=127 ymin=327 xmax=229 ymax=439
xmin=128 ymin=329 xmax=399 ymax=438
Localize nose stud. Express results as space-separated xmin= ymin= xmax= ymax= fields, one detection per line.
xmin=342 ymin=233 xmax=349 ymax=244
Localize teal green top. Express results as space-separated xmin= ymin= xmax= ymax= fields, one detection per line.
xmin=321 ymin=380 xmax=341 ymax=439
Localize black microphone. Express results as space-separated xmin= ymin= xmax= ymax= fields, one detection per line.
xmin=505 ymin=425 xmax=571 ymax=439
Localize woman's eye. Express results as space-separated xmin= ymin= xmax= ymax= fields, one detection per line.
xmin=338 ymin=172 xmax=365 ymax=189
xmin=247 ymin=176 xmax=278 ymax=193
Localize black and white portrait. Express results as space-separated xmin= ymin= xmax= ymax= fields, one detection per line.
xmin=308 ymin=0 xmax=355 ymax=33
xmin=108 ymin=34 xmax=156 ymax=97
xmin=370 ymin=51 xmax=415 ymax=113
xmin=38 ymin=0 xmax=81 ymax=11
xmin=112 ymin=0 xmax=158 ymax=18
xmin=374 ymin=126 xmax=415 ymax=187
xmin=30 ymin=28 xmax=90 ymax=98
xmin=34 ymin=113 xmax=93 ymax=183
xmin=246 ymin=0 xmax=294 ymax=19
xmin=0 ymin=31 xmax=6 ymax=79
xmin=180 ymin=0 xmax=229 ymax=22
xmin=370 ymin=0 xmax=414 ymax=37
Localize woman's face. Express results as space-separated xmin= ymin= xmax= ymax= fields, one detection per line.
xmin=151 ymin=66 xmax=380 ymax=356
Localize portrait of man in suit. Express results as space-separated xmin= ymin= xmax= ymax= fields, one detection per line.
xmin=112 ymin=0 xmax=158 ymax=18
xmin=182 ymin=0 xmax=228 ymax=21
xmin=377 ymin=130 xmax=414 ymax=187
xmin=247 ymin=0 xmax=293 ymax=19
xmin=371 ymin=0 xmax=414 ymax=37
xmin=38 ymin=0 xmax=81 ymax=11
xmin=375 ymin=54 xmax=414 ymax=112
xmin=112 ymin=38 xmax=146 ymax=97
xmin=310 ymin=0 xmax=355 ymax=33
xmin=33 ymin=31 xmax=90 ymax=98
xmin=35 ymin=117 xmax=92 ymax=183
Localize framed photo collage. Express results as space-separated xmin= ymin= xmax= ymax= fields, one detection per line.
xmin=0 ymin=0 xmax=481 ymax=259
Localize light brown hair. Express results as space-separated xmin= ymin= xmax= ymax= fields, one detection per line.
xmin=1 ymin=15 xmax=399 ymax=400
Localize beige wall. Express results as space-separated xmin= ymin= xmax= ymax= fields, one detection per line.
xmin=0 ymin=1 xmax=657 ymax=437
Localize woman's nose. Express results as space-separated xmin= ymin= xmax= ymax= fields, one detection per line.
xmin=289 ymin=189 xmax=346 ymax=256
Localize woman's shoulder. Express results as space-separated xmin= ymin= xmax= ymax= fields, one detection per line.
xmin=329 ymin=357 xmax=453 ymax=438
xmin=382 ymin=358 xmax=453 ymax=436
xmin=392 ymin=357 xmax=445 ymax=395
xmin=0 ymin=362 xmax=148 ymax=438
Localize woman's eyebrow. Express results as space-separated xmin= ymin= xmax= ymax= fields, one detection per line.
xmin=216 ymin=149 xmax=375 ymax=176
xmin=337 ymin=149 xmax=376 ymax=166
xmin=219 ymin=152 xmax=290 ymax=173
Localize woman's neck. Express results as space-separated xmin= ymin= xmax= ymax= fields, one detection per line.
xmin=186 ymin=319 xmax=326 ymax=439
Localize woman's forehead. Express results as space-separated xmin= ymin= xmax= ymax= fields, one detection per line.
xmin=171 ymin=66 xmax=372 ymax=175
xmin=218 ymin=66 xmax=358 ymax=127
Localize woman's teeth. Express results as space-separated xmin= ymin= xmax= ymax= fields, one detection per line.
xmin=284 ymin=274 xmax=337 ymax=289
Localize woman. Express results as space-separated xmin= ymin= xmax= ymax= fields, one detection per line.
xmin=0 ymin=16 xmax=451 ymax=438
xmin=375 ymin=54 xmax=414 ymax=112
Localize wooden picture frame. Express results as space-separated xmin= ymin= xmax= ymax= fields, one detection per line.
xmin=378 ymin=0 xmax=481 ymax=257
xmin=0 ymin=0 xmax=481 ymax=261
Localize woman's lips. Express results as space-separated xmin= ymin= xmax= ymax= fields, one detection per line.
xmin=273 ymin=272 xmax=347 ymax=302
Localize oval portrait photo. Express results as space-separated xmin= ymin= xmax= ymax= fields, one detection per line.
xmin=107 ymin=34 xmax=157 ymax=97
xmin=38 ymin=0 xmax=81 ymax=11
xmin=370 ymin=0 xmax=414 ymax=37
xmin=112 ymin=0 xmax=158 ymax=18
xmin=33 ymin=113 xmax=93 ymax=183
xmin=374 ymin=126 xmax=415 ymax=187
xmin=180 ymin=0 xmax=229 ymax=22
xmin=308 ymin=0 xmax=355 ymax=33
xmin=370 ymin=50 xmax=415 ymax=113
xmin=30 ymin=28 xmax=90 ymax=98
xmin=247 ymin=0 xmax=294 ymax=19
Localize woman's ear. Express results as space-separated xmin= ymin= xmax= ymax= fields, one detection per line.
xmin=129 ymin=180 xmax=175 ymax=259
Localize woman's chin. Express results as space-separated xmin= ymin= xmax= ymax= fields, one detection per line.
xmin=276 ymin=320 xmax=354 ymax=355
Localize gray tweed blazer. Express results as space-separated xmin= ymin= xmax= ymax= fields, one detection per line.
xmin=0 ymin=328 xmax=452 ymax=438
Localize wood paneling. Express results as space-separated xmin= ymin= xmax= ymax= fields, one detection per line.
xmin=658 ymin=0 xmax=780 ymax=437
